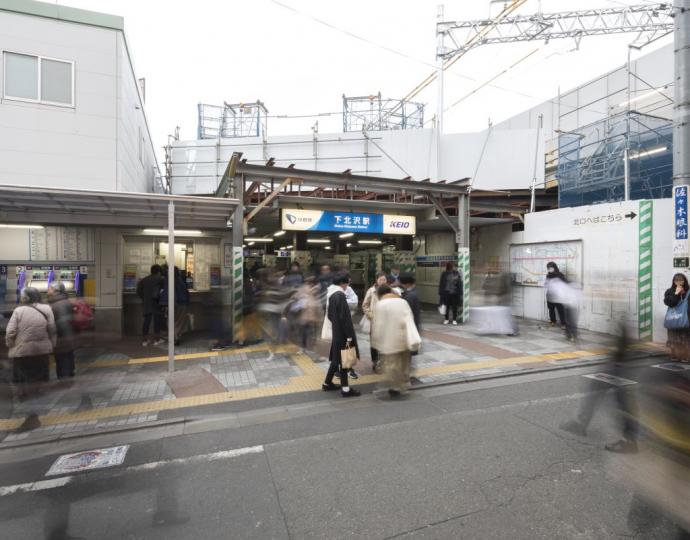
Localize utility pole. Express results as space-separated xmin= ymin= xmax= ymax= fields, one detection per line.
xmin=436 ymin=4 xmax=445 ymax=182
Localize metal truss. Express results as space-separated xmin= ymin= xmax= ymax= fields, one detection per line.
xmin=438 ymin=3 xmax=675 ymax=59
xmin=197 ymin=101 xmax=268 ymax=139
xmin=343 ymin=93 xmax=424 ymax=132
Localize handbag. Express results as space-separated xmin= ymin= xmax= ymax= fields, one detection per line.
xmin=340 ymin=341 xmax=359 ymax=369
xmin=359 ymin=315 xmax=371 ymax=333
xmin=438 ymin=304 xmax=447 ymax=316
xmin=664 ymin=295 xmax=690 ymax=329
xmin=321 ymin=315 xmax=332 ymax=340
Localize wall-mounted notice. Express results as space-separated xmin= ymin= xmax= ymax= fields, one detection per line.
xmin=30 ymin=227 xmax=94 ymax=262
xmin=210 ymin=265 xmax=221 ymax=287
xmin=123 ymin=264 xmax=138 ymax=291
xmin=510 ymin=241 xmax=583 ymax=287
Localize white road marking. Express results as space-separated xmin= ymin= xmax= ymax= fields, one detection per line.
xmin=0 ymin=445 xmax=264 ymax=497
xmin=0 ymin=476 xmax=72 ymax=496
xmin=652 ymin=363 xmax=690 ymax=372
xmin=583 ymin=373 xmax=637 ymax=386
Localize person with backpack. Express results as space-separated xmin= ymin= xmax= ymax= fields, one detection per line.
xmin=664 ymin=273 xmax=690 ymax=362
xmin=47 ymin=281 xmax=77 ymax=379
xmin=136 ymin=264 xmax=164 ymax=347
xmin=5 ymin=287 xmax=57 ymax=432
xmin=438 ymin=262 xmax=463 ymax=325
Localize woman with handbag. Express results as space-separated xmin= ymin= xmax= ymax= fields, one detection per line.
xmin=361 ymin=272 xmax=388 ymax=373
xmin=664 ymin=273 xmax=690 ymax=362
xmin=438 ymin=262 xmax=463 ymax=325
xmin=321 ymin=273 xmax=360 ymax=397
xmin=5 ymin=287 xmax=57 ymax=432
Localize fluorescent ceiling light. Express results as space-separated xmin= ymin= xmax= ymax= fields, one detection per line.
xmin=307 ymin=239 xmax=330 ymax=244
xmin=248 ymin=241 xmax=255 ymax=246
xmin=346 ymin=243 xmax=353 ymax=247
xmin=285 ymin=245 xmax=294 ymax=249
xmin=244 ymin=237 xmax=273 ymax=243
xmin=339 ymin=232 xmax=354 ymax=239
xmin=143 ymin=229 xmax=202 ymax=235
xmin=628 ymin=146 xmax=668 ymax=160
xmin=0 ymin=224 xmax=44 ymax=229
xmin=274 ymin=230 xmax=286 ymax=237
xmin=242 ymin=244 xmax=247 ymax=248
xmin=325 ymin=246 xmax=332 ymax=250
xmin=358 ymin=240 xmax=383 ymax=245
xmin=618 ymin=87 xmax=667 ymax=108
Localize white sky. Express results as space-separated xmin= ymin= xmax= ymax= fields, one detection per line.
xmin=61 ymin=0 xmax=672 ymax=155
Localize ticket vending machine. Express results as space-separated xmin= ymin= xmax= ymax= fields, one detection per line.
xmin=17 ymin=265 xmax=86 ymax=297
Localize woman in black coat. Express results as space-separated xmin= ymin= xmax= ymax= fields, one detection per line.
xmin=322 ymin=273 xmax=360 ymax=397
xmin=439 ymin=262 xmax=463 ymax=325
xmin=664 ymin=272 xmax=690 ymax=362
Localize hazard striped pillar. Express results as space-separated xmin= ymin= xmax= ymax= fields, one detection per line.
xmin=458 ymin=247 xmax=470 ymax=323
xmin=638 ymin=200 xmax=653 ymax=341
xmin=232 ymin=246 xmax=243 ymax=341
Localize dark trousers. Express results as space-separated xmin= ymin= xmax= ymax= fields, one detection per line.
xmin=371 ymin=347 xmax=379 ymax=368
xmin=55 ymin=350 xmax=75 ymax=379
xmin=445 ymin=296 xmax=460 ymax=321
xmin=547 ymin=302 xmax=566 ymax=325
xmin=142 ymin=309 xmax=163 ymax=338
xmin=325 ymin=356 xmax=349 ymax=388
xmin=565 ymin=307 xmax=578 ymax=339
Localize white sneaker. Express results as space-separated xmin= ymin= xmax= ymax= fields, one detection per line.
xmin=443 ymin=320 xmax=449 ymax=325
xmin=142 ymin=340 xmax=150 ymax=347
xmin=153 ymin=339 xmax=164 ymax=346
xmin=452 ymin=321 xmax=458 ymax=326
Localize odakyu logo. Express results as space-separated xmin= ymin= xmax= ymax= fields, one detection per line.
xmin=286 ymin=214 xmax=297 ymax=224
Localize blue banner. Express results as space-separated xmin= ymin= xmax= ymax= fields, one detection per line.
xmin=313 ymin=211 xmax=382 ymax=233
xmin=675 ymin=185 xmax=688 ymax=240
xmin=282 ymin=210 xmax=416 ymax=235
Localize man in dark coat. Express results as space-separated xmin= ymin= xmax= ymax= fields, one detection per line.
xmin=322 ymin=273 xmax=360 ymax=397
xmin=399 ymin=274 xmax=421 ymax=332
xmin=545 ymin=261 xmax=567 ymax=327
xmin=136 ymin=264 xmax=164 ymax=346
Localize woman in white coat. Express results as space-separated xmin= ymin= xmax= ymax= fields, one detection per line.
xmin=371 ymin=284 xmax=421 ymax=398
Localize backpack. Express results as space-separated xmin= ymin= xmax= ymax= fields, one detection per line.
xmin=69 ymin=299 xmax=94 ymax=331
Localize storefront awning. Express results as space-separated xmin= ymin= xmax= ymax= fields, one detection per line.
xmin=0 ymin=184 xmax=240 ymax=229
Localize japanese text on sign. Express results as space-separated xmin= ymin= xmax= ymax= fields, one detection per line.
xmin=675 ymin=185 xmax=689 ymax=240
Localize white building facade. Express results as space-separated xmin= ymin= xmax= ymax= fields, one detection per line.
xmin=0 ymin=0 xmax=161 ymax=194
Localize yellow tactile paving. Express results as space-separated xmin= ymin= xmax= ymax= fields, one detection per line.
xmin=0 ymin=346 xmax=620 ymax=432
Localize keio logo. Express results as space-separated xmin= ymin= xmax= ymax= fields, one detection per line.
xmin=389 ymin=221 xmax=410 ymax=229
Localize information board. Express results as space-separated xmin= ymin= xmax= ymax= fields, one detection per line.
xmin=510 ymin=241 xmax=583 ymax=287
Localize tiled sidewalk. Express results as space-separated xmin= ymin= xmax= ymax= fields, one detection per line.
xmin=0 ymin=314 xmax=649 ymax=445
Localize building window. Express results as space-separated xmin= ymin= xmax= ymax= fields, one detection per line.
xmin=3 ymin=51 xmax=74 ymax=106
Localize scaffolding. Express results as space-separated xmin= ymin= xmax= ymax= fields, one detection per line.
xmin=557 ymin=111 xmax=672 ymax=207
xmin=197 ymin=101 xmax=268 ymax=139
xmin=342 ymin=93 xmax=424 ymax=132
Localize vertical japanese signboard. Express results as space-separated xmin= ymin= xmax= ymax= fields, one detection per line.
xmin=674 ymin=185 xmax=689 ymax=268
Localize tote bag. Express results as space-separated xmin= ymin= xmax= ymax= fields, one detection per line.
xmin=664 ymin=295 xmax=690 ymax=329
xmin=340 ymin=341 xmax=359 ymax=369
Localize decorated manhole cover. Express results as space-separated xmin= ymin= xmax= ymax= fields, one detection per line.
xmin=46 ymin=445 xmax=129 ymax=476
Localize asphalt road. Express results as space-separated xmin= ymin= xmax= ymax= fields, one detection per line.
xmin=0 ymin=359 xmax=687 ymax=539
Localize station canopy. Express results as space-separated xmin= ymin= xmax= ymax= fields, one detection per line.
xmin=0 ymin=184 xmax=240 ymax=229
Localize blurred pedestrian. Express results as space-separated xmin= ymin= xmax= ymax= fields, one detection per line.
xmin=47 ymin=281 xmax=76 ymax=379
xmin=136 ymin=264 xmax=164 ymax=346
xmin=321 ymin=273 xmax=360 ymax=397
xmin=289 ymin=278 xmax=322 ymax=353
xmin=481 ymin=271 xmax=519 ymax=336
xmin=284 ymin=261 xmax=304 ymax=289
xmin=362 ymin=272 xmax=388 ymax=372
xmin=5 ymin=287 xmax=56 ymax=432
xmin=439 ymin=262 xmax=462 ymax=325
xmin=560 ymin=324 xmax=639 ymax=453
xmin=372 ymin=284 xmax=421 ymax=398
xmin=545 ymin=262 xmax=567 ymax=327
xmin=548 ymin=278 xmax=581 ymax=342
xmin=663 ymin=272 xmax=690 ymax=362
xmin=160 ymin=267 xmax=191 ymax=345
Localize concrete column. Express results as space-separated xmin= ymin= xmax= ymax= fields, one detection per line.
xmin=674 ymin=0 xmax=690 ymax=187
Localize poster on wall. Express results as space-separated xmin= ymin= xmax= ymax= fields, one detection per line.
xmin=510 ymin=241 xmax=583 ymax=287
xmin=223 ymin=243 xmax=232 ymax=268
xmin=123 ymin=265 xmax=138 ymax=291
xmin=209 ymin=265 xmax=221 ymax=287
